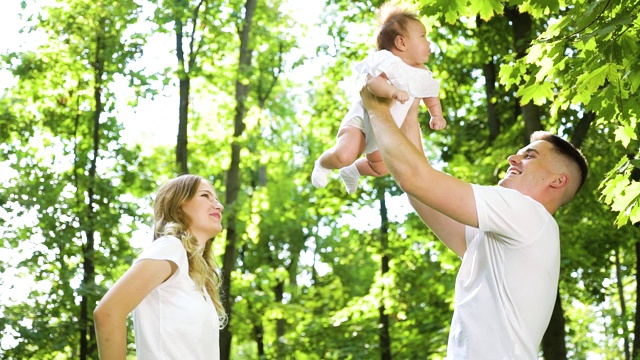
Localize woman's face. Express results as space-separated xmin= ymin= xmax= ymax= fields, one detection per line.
xmin=181 ymin=180 xmax=224 ymax=246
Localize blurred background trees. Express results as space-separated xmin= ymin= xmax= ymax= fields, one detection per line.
xmin=1 ymin=0 xmax=639 ymax=358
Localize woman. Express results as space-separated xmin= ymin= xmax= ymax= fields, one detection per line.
xmin=94 ymin=174 xmax=226 ymax=359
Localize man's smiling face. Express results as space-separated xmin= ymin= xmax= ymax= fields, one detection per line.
xmin=499 ymin=140 xmax=561 ymax=197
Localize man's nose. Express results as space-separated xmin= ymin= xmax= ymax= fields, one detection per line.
xmin=507 ymin=154 xmax=520 ymax=164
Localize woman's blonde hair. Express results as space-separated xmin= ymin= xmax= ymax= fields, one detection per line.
xmin=376 ymin=2 xmax=421 ymax=51
xmin=152 ymin=174 xmax=227 ymax=327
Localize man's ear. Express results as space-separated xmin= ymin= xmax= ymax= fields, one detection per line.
xmin=550 ymin=173 xmax=569 ymax=189
xmin=394 ymin=35 xmax=406 ymax=51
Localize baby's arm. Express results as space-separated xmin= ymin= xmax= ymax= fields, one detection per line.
xmin=366 ymin=74 xmax=410 ymax=104
xmin=423 ymin=97 xmax=446 ymax=130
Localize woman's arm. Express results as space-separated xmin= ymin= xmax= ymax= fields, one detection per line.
xmin=94 ymin=259 xmax=177 ymax=359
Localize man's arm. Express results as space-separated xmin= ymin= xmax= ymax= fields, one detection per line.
xmin=399 ymin=99 xmax=468 ymax=256
xmin=363 ymin=87 xmax=478 ymax=256
xmin=364 ymin=86 xmax=477 ymax=229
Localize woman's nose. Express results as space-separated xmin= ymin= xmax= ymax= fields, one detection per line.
xmin=507 ymin=154 xmax=519 ymax=164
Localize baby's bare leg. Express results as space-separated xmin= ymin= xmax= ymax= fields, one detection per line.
xmin=318 ymin=126 xmax=366 ymax=169
xmin=357 ymin=151 xmax=389 ymax=177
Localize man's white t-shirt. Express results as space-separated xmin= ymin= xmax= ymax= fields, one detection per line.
xmin=132 ymin=236 xmax=220 ymax=360
xmin=446 ymin=185 xmax=560 ymax=360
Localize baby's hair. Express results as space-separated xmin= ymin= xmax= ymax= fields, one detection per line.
xmin=376 ymin=2 xmax=421 ymax=51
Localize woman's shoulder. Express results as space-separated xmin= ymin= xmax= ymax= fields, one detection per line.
xmin=137 ymin=235 xmax=186 ymax=262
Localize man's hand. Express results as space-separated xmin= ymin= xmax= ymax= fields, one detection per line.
xmin=360 ymin=86 xmax=393 ymax=116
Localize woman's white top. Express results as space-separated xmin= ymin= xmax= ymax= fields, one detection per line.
xmin=133 ymin=236 xmax=220 ymax=360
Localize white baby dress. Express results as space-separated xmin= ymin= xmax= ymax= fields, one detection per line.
xmin=340 ymin=49 xmax=440 ymax=154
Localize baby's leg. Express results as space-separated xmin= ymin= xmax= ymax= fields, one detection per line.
xmin=318 ymin=126 xmax=366 ymax=169
xmin=339 ymin=150 xmax=388 ymax=194
xmin=312 ymin=125 xmax=366 ymax=189
xmin=359 ymin=151 xmax=389 ymax=177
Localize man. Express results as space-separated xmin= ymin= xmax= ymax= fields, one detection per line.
xmin=359 ymin=87 xmax=588 ymax=359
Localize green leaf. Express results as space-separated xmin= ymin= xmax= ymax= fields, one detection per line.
xmin=519 ymin=0 xmax=561 ymax=17
xmin=627 ymin=58 xmax=640 ymax=93
xmin=517 ymin=81 xmax=554 ymax=105
xmin=576 ymin=64 xmax=610 ymax=93
xmin=611 ymin=181 xmax=640 ymax=227
xmin=614 ymin=124 xmax=637 ymax=148
xmin=535 ymin=57 xmax=555 ymax=82
xmin=469 ymin=0 xmax=503 ymax=21
xmin=600 ymin=174 xmax=628 ymax=205
xmin=630 ymin=200 xmax=640 ymax=225
xmin=611 ymin=181 xmax=640 ymax=212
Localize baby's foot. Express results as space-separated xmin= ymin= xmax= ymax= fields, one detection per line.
xmin=312 ymin=161 xmax=331 ymax=188
xmin=339 ymin=164 xmax=360 ymax=194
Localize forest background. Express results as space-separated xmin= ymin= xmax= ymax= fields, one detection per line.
xmin=1 ymin=0 xmax=639 ymax=359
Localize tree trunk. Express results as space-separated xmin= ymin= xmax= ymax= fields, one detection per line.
xmin=175 ymin=15 xmax=189 ymax=174
xmin=572 ymin=111 xmax=594 ymax=148
xmin=541 ymin=292 xmax=567 ymax=359
xmin=483 ymin=59 xmax=500 ymax=144
xmin=541 ymin=111 xmax=593 ymax=359
xmin=378 ymin=187 xmax=391 ymax=360
xmin=80 ymin=26 xmax=104 ymax=360
xmin=505 ymin=6 xmax=542 ymax=141
xmin=250 ymin=303 xmax=265 ymax=357
xmin=614 ymin=248 xmax=631 ymax=360
xmin=633 ymin=238 xmax=640 ymax=360
xmin=522 ymin=101 xmax=542 ymax=139
xmin=275 ymin=280 xmax=285 ymax=355
xmin=220 ymin=0 xmax=257 ymax=359
xmin=631 ymin=167 xmax=640 ymax=360
xmin=476 ymin=17 xmax=500 ymax=144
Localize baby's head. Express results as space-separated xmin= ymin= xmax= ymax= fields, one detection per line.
xmin=376 ymin=3 xmax=423 ymax=51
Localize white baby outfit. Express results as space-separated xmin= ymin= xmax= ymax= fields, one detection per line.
xmin=340 ymin=49 xmax=440 ymax=154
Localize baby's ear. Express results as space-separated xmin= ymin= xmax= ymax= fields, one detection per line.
xmin=394 ymin=35 xmax=406 ymax=51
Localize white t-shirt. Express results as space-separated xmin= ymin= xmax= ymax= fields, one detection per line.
xmin=132 ymin=236 xmax=220 ymax=360
xmin=340 ymin=49 xmax=441 ymax=154
xmin=446 ymin=185 xmax=560 ymax=360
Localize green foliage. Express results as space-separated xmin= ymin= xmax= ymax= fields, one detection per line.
xmin=508 ymin=0 xmax=640 ymax=226
xmin=0 ymin=0 xmax=152 ymax=358
xmin=2 ymin=0 xmax=640 ymax=359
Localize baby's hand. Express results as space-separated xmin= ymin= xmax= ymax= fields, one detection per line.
xmin=392 ymin=90 xmax=410 ymax=104
xmin=429 ymin=115 xmax=447 ymax=130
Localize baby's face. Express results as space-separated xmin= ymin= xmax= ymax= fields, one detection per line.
xmin=403 ymin=20 xmax=432 ymax=66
